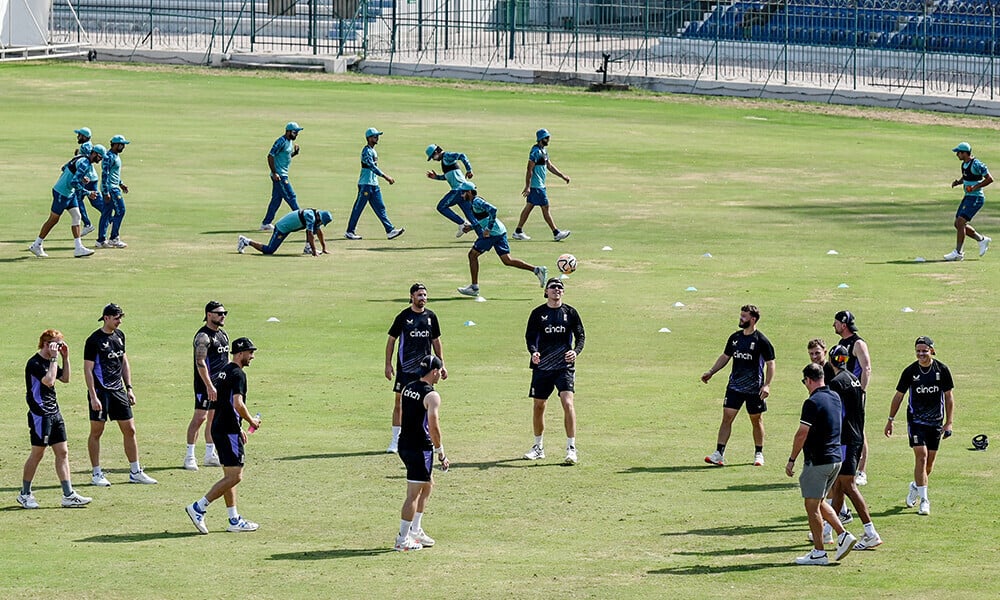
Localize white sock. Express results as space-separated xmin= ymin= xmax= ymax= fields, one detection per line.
xmin=413 ymin=512 xmax=423 ymax=532
xmin=205 ymin=443 xmax=216 ymax=458
xmin=812 ymin=549 xmax=827 ymax=557
xmin=228 ymin=506 xmax=239 ymax=520
xmin=129 ymin=461 xmax=140 ymax=473
xmin=34 ymin=237 xmax=44 ymax=246
xmin=567 ymin=437 xmax=576 ymax=449
xmin=399 ymin=519 xmax=412 ymax=538
xmin=917 ymin=485 xmax=928 ymax=500
xmin=74 ymin=237 xmax=85 ymax=250
xmin=196 ymin=496 xmax=210 ymax=511
xmin=391 ymin=426 xmax=401 ymax=443
xmin=92 ymin=466 xmax=102 ymax=477
xmin=186 ymin=444 xmax=196 ymax=459
xmin=534 ymin=435 xmax=543 ymax=447
xmin=863 ymin=522 xmax=876 ymax=536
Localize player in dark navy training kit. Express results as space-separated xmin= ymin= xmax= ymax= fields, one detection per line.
xmin=186 ymin=337 xmax=263 ymax=534
xmin=17 ymin=329 xmax=92 ymax=509
xmin=885 ymin=336 xmax=955 ymax=517
xmin=184 ymin=301 xmax=231 ymax=471
xmin=833 ymin=310 xmax=873 ymax=485
xmin=385 ymin=283 xmax=446 ymax=453
xmin=522 ymin=278 xmax=585 ymax=465
xmin=394 ymin=355 xmax=449 ymax=551
xmin=84 ymin=303 xmax=156 ymax=486
xmin=701 ymin=304 xmax=776 ymax=467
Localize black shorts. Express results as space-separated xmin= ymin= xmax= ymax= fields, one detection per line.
xmin=89 ymin=387 xmax=132 ymax=422
xmin=529 ymin=369 xmax=575 ymax=400
xmin=908 ymin=422 xmax=944 ymax=451
xmin=194 ymin=380 xmax=214 ymax=411
xmin=213 ymin=429 xmax=245 ymax=467
xmin=393 ymin=371 xmax=421 ymax=393
xmin=28 ymin=413 xmax=68 ymax=447
xmin=839 ymin=443 xmax=863 ymax=477
xmin=723 ymin=388 xmax=767 ymax=414
xmin=398 ymin=448 xmax=433 ymax=483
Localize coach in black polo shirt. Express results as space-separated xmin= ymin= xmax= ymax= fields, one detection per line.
xmin=786 ymin=362 xmax=856 ymax=566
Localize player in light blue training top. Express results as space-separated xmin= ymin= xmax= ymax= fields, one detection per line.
xmin=260 ymin=122 xmax=303 ymax=231
xmin=345 ymin=128 xmax=404 ymax=241
xmin=29 ymin=146 xmax=105 ymax=258
xmin=73 ymin=127 xmax=101 ymax=237
xmin=238 ymin=208 xmax=333 ymax=256
xmin=513 ymin=129 xmax=571 ymax=242
xmin=455 ymin=182 xmax=548 ymax=297
xmin=425 ymin=144 xmax=477 ymax=237
xmin=97 ymin=135 xmax=131 ymax=249
xmin=945 ymin=141 xmax=993 ymax=261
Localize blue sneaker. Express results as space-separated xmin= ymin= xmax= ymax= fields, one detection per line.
xmin=186 ymin=503 xmax=208 ymax=534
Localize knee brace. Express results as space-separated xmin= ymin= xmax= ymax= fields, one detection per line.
xmin=68 ymin=207 xmax=82 ymax=227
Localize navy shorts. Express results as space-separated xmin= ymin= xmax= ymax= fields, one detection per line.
xmin=194 ymin=379 xmax=215 ymax=411
xmin=839 ymin=443 xmax=863 ymax=477
xmin=473 ymin=233 xmax=511 ymax=256
xmin=723 ymin=388 xmax=767 ymax=414
xmin=50 ymin=190 xmax=76 ymax=214
xmin=213 ymin=429 xmax=245 ymax=467
xmin=28 ymin=413 xmax=68 ymax=447
xmin=89 ymin=387 xmax=132 ymax=422
xmin=526 ymin=188 xmax=549 ymax=207
xmin=529 ymin=369 xmax=575 ymax=399
xmin=908 ymin=422 xmax=944 ymax=451
xmin=956 ymin=195 xmax=984 ymax=221
xmin=398 ymin=448 xmax=433 ymax=483
xmin=393 ymin=371 xmax=420 ymax=393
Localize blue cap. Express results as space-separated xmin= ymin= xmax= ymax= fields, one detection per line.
xmin=536 ymin=128 xmax=550 ymax=142
xmin=425 ymin=144 xmax=439 ymax=160
xmin=110 ymin=134 xmax=130 ymax=145
xmin=74 ymin=127 xmax=92 ymax=138
xmin=286 ymin=122 xmax=304 ymax=132
xmin=365 ymin=127 xmax=383 ymax=138
xmin=953 ymin=142 xmax=972 ymax=153
xmin=319 ymin=210 xmax=333 ymax=225
xmin=79 ymin=141 xmax=94 ymax=155
xmin=457 ymin=181 xmax=476 ymax=191
xmin=89 ymin=144 xmax=107 ymax=159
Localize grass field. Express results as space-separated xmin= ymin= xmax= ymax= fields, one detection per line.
xmin=0 ymin=63 xmax=998 ymax=599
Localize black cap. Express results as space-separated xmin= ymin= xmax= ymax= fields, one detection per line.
xmin=410 ymin=282 xmax=427 ymax=295
xmin=835 ymin=310 xmax=858 ymax=332
xmin=545 ymin=278 xmax=564 ymax=289
xmin=99 ymin=303 xmax=124 ymax=321
xmin=915 ymin=336 xmax=935 ymax=354
xmin=231 ymin=337 xmax=258 ymax=353
xmin=204 ymin=300 xmax=224 ymax=321
xmin=828 ymin=344 xmax=850 ymax=365
xmin=418 ymin=354 xmax=443 ymax=376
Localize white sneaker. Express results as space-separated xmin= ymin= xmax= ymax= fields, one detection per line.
xmin=129 ymin=470 xmax=158 ymax=484
xmin=564 ymin=446 xmax=578 ymax=465
xmin=534 ymin=265 xmax=548 ymax=287
xmin=855 ymin=471 xmax=868 ymax=486
xmin=387 ymin=227 xmax=405 ymax=240
xmin=456 ymin=223 xmax=470 ymax=238
xmin=16 ymin=493 xmax=40 ymax=509
xmin=260 ymin=223 xmax=274 ymax=231
xmin=839 ymin=508 xmax=853 ymax=525
xmin=29 ymin=243 xmax=48 ymax=258
xmin=344 ymin=231 xmax=362 ymax=240
xmin=979 ymin=236 xmax=991 ymax=256
xmin=108 ymin=238 xmax=128 ymax=248
xmin=854 ymin=531 xmax=883 ymax=550
xmin=203 ymin=455 xmax=221 ymax=467
xmin=237 ymin=235 xmax=250 ymax=254
xmin=918 ymin=498 xmax=930 ymax=515
xmin=91 ymin=473 xmax=111 ymax=487
xmin=906 ymin=481 xmax=919 ymax=508
xmin=553 ymin=230 xmax=571 ymax=241
xmin=511 ymin=231 xmax=531 ymax=241
xmin=81 ymin=224 xmax=96 ymax=236
xmin=386 ymin=442 xmax=398 ymax=454
xmin=183 ymin=456 xmax=199 ymax=471
xmin=94 ymin=240 xmax=106 ymax=249
xmin=394 ymin=534 xmax=423 ymax=551
xmin=74 ymin=246 xmax=94 ymax=257
xmin=186 ymin=503 xmax=208 ymax=534
xmin=704 ymin=451 xmax=725 ymax=466
xmin=753 ymin=452 xmax=765 ymax=466
xmin=808 ymin=527 xmax=835 ymax=545
xmin=303 ymin=243 xmax=312 ymax=255
xmin=834 ymin=531 xmax=857 ymax=561
xmin=523 ymin=444 xmax=545 ymax=460
xmin=410 ymin=528 xmax=435 ymax=547
xmin=61 ymin=491 xmax=93 ymax=508
xmin=227 ymin=516 xmax=260 ymax=532
xmin=943 ymin=249 xmax=964 ymax=261
xmin=457 ymin=284 xmax=480 ymax=297
xmin=794 ymin=550 xmax=829 ymax=566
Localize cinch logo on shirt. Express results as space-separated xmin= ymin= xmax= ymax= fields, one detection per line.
xmin=401 ymin=387 xmax=422 ymax=400
xmin=105 ymin=350 xmax=125 ymax=359
xmin=408 ymin=330 xmax=431 ymax=338
xmin=544 ymin=325 xmax=567 ymax=333
xmin=915 ymin=385 xmax=940 ymax=394
xmin=733 ymin=351 xmax=754 ymax=360
xmin=215 ymin=346 xmax=229 ymax=354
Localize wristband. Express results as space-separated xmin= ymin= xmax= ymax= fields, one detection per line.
xmin=434 ymin=446 xmax=444 ymax=455
xmin=788 ymin=457 xmax=796 ymax=463
xmin=126 ymin=384 xmax=133 ymax=390
xmin=887 ymin=416 xmax=894 ymax=421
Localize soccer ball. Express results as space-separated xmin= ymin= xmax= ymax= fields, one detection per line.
xmin=557 ymin=253 xmax=577 ymax=274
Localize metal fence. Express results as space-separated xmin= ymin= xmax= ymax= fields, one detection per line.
xmin=48 ymin=0 xmax=1000 ymax=100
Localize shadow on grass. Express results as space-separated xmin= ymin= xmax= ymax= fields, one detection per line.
xmin=873 ymin=259 xmax=950 ymax=265
xmin=451 ymin=458 xmax=570 ymax=470
xmin=621 ymin=463 xmax=756 ymax=474
xmin=649 ymin=561 xmax=811 ymax=575
xmin=662 ymin=518 xmax=805 ymax=538
xmin=276 ymin=451 xmax=387 ymax=461
xmin=268 ymin=548 xmax=394 ymax=560
xmin=353 ymin=245 xmax=459 ymax=252
xmin=200 ymin=230 xmax=250 ymax=235
xmin=673 ymin=544 xmax=804 ymax=557
xmin=703 ymin=482 xmax=799 ymax=493
xmin=77 ymin=531 xmax=204 ymax=543
xmin=0 ymin=256 xmax=32 ymax=263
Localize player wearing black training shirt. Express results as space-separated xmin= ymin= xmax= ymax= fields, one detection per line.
xmin=885 ymin=336 xmax=955 ymax=516
xmin=701 ymin=304 xmax=776 ymax=467
xmin=185 ymin=301 xmax=231 ymax=471
xmin=384 ymin=283 xmax=446 ymax=453
xmin=522 ymin=278 xmax=585 ymax=465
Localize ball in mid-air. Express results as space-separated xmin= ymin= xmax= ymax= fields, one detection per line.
xmin=557 ymin=253 xmax=577 ymax=274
